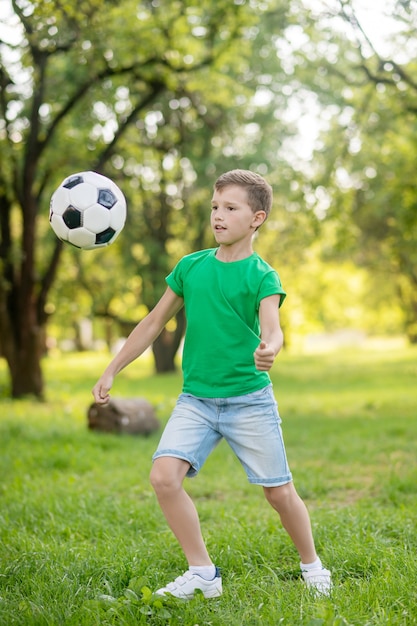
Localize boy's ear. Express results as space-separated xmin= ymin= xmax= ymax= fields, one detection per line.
xmin=253 ymin=210 xmax=267 ymax=229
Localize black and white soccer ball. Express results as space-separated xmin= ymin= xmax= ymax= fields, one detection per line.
xmin=49 ymin=171 xmax=127 ymax=249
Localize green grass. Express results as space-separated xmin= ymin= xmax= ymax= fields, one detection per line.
xmin=1 ymin=346 xmax=416 ymax=625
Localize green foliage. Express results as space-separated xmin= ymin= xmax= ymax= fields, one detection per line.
xmin=283 ymin=0 xmax=417 ymax=341
xmin=35 ymin=0 xmax=295 ymax=339
xmin=1 ymin=346 xmax=417 ymax=624
xmin=0 ymin=0 xmax=295 ymax=393
xmin=2 ymin=0 xmax=417 ymax=398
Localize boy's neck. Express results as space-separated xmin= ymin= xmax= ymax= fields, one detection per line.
xmin=215 ymin=242 xmax=254 ymax=263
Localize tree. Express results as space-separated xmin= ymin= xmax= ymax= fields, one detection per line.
xmin=0 ymin=0 xmax=292 ymax=397
xmin=279 ymin=0 xmax=417 ymax=341
xmin=48 ymin=2 xmax=295 ymax=374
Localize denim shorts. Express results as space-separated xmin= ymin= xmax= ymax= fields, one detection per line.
xmin=152 ymin=385 xmax=292 ymax=487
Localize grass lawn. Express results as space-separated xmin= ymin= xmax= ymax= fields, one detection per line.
xmin=0 ymin=345 xmax=416 ymax=625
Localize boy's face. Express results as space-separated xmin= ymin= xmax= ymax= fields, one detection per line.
xmin=210 ymin=185 xmax=266 ymax=245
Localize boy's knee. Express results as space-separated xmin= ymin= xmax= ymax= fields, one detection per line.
xmin=264 ymin=481 xmax=295 ymax=508
xmin=149 ymin=457 xmax=189 ymax=494
xmin=149 ymin=463 xmax=171 ymax=493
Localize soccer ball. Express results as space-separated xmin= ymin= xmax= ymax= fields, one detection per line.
xmin=49 ymin=171 xmax=127 ymax=249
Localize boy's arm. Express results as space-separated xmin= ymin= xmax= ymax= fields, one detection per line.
xmin=92 ymin=286 xmax=183 ymax=403
xmin=254 ymin=294 xmax=284 ymax=371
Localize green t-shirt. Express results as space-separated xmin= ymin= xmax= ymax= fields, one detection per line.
xmin=166 ymin=248 xmax=286 ymax=398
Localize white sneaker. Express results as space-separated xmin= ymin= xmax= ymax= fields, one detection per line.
xmin=301 ymin=567 xmax=332 ymax=596
xmin=155 ymin=567 xmax=222 ymax=599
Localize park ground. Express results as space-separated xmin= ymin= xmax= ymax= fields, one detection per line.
xmin=0 ymin=342 xmax=416 ymax=625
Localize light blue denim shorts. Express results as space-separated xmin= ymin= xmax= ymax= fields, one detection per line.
xmin=152 ymin=384 xmax=292 ymax=487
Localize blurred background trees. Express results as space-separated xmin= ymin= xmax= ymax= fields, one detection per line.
xmin=0 ymin=0 xmax=415 ymax=398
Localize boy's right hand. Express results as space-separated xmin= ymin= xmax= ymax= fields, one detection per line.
xmin=92 ymin=373 xmax=114 ymax=404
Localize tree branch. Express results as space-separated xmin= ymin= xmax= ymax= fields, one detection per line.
xmin=37 ymin=239 xmax=63 ymax=325
xmin=94 ymin=79 xmax=166 ymax=170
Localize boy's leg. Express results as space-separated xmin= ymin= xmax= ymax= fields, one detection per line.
xmin=150 ymin=456 xmax=212 ymax=566
xmin=264 ymin=482 xmax=331 ymax=594
xmin=150 ymin=456 xmax=222 ymax=599
xmin=263 ymin=482 xmax=316 ymax=564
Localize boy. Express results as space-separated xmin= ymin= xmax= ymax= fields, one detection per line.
xmin=92 ymin=169 xmax=331 ymax=599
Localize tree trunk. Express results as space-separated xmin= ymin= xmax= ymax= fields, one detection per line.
xmin=398 ymin=274 xmax=417 ymax=345
xmin=405 ymin=303 xmax=417 ymax=344
xmin=0 ymin=202 xmax=62 ymax=397
xmin=0 ymin=302 xmax=45 ymax=398
xmin=152 ymin=308 xmax=186 ymax=373
xmin=9 ymin=333 xmax=44 ymax=398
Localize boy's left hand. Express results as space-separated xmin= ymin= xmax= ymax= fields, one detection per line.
xmin=254 ymin=341 xmax=276 ymax=371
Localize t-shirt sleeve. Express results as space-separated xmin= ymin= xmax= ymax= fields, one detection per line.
xmin=165 ymin=259 xmax=184 ymax=297
xmin=257 ymin=270 xmax=286 ymax=309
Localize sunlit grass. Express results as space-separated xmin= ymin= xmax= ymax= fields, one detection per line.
xmin=1 ymin=345 xmax=416 ymax=624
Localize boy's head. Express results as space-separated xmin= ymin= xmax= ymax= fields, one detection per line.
xmin=214 ymin=170 xmax=273 ymax=222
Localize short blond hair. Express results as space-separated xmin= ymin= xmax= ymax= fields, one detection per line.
xmin=214 ymin=169 xmax=273 ymax=218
